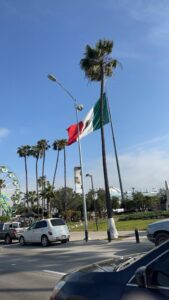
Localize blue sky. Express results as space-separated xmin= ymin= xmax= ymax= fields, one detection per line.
xmin=1 ymin=0 xmax=169 ymax=195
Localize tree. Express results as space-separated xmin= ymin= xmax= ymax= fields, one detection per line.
xmin=38 ymin=175 xmax=47 ymax=214
xmin=0 ymin=179 xmax=5 ymax=194
xmin=27 ymin=191 xmax=37 ymax=208
xmin=51 ymin=187 xmax=83 ymax=219
xmin=17 ymin=145 xmax=31 ymax=207
xmin=112 ymin=197 xmax=120 ymax=209
xmin=30 ymin=145 xmax=42 ymax=215
xmin=37 ymin=139 xmax=50 ymax=216
xmin=80 ymin=39 xmax=119 ymax=240
xmin=40 ymin=182 xmax=55 ymax=217
xmin=53 ymin=139 xmax=67 ymax=210
xmin=52 ymin=140 xmax=62 ymax=187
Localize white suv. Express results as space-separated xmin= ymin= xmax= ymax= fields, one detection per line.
xmin=19 ymin=218 xmax=70 ymax=247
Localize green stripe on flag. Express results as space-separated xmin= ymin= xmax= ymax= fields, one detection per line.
xmin=93 ymin=93 xmax=110 ymax=131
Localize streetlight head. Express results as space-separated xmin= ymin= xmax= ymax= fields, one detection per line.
xmin=48 ymin=74 xmax=57 ymax=82
xmin=86 ymin=173 xmax=91 ymax=177
xmin=76 ymin=104 xmax=84 ymax=111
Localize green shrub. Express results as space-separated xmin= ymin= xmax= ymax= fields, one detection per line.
xmin=118 ymin=211 xmax=169 ymax=221
xmin=0 ymin=216 xmax=10 ymax=222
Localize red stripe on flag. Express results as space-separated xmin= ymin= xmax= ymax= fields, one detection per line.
xmin=66 ymin=121 xmax=83 ymax=145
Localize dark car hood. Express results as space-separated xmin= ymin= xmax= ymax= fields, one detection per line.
xmin=70 ymin=255 xmax=142 ymax=273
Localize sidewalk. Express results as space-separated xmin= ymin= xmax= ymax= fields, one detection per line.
xmin=70 ymin=230 xmax=146 ymax=241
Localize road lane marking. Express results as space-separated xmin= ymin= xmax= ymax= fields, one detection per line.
xmin=43 ymin=270 xmax=66 ymax=276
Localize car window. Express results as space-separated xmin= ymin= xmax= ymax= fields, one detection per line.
xmin=4 ymin=223 xmax=10 ymax=229
xmin=35 ymin=222 xmax=41 ymax=229
xmin=50 ymin=219 xmax=65 ymax=226
xmin=12 ymin=223 xmax=20 ymax=228
xmin=41 ymin=220 xmax=47 ymax=228
xmin=30 ymin=223 xmax=37 ymax=230
xmin=130 ymin=250 xmax=169 ymax=286
xmin=35 ymin=221 xmax=47 ymax=229
xmin=0 ymin=223 xmax=4 ymax=230
xmin=148 ymin=251 xmax=169 ymax=287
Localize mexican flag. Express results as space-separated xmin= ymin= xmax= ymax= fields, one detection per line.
xmin=67 ymin=93 xmax=110 ymax=145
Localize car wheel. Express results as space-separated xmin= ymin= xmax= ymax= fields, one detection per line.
xmin=19 ymin=236 xmax=25 ymax=246
xmin=41 ymin=235 xmax=49 ymax=247
xmin=155 ymin=233 xmax=169 ymax=246
xmin=5 ymin=235 xmax=12 ymax=245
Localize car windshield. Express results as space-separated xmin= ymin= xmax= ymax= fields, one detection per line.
xmin=50 ymin=219 xmax=65 ymax=226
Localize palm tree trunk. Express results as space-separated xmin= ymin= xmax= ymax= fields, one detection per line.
xmin=52 ymin=150 xmax=60 ymax=186
xmin=24 ymin=156 xmax=29 ymax=208
xmin=64 ymin=147 xmax=67 ymax=211
xmin=36 ymin=157 xmax=39 ymax=217
xmin=100 ymin=66 xmax=118 ymax=241
xmin=42 ymin=150 xmax=45 ymax=217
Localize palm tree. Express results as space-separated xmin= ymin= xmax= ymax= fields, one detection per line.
xmin=0 ymin=179 xmax=5 ymax=192
xmin=40 ymin=182 xmax=55 ymax=217
xmin=17 ymin=145 xmax=31 ymax=207
xmin=30 ymin=145 xmax=42 ymax=216
xmin=80 ymin=39 xmax=119 ymax=241
xmin=37 ymin=139 xmax=50 ymax=216
xmin=52 ymin=140 xmax=62 ymax=187
xmin=27 ymin=191 xmax=37 ymax=209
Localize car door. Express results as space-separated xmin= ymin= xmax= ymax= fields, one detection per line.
xmin=31 ymin=221 xmax=43 ymax=242
xmin=25 ymin=223 xmax=37 ymax=242
xmin=33 ymin=221 xmax=48 ymax=243
xmin=123 ymin=249 xmax=169 ymax=300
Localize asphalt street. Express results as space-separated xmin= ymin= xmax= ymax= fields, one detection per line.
xmin=0 ymin=232 xmax=154 ymax=300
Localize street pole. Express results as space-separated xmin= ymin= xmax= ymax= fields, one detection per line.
xmin=86 ymin=174 xmax=98 ymax=231
xmin=48 ymin=74 xmax=88 ymax=242
xmin=106 ymin=95 xmax=124 ymax=203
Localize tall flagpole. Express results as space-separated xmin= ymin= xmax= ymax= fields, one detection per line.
xmin=48 ymin=74 xmax=88 ymax=242
xmin=106 ymin=94 xmax=124 ymax=202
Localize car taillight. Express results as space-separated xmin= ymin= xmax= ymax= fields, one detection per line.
xmin=48 ymin=230 xmax=53 ymax=235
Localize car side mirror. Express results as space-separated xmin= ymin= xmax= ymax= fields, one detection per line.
xmin=135 ymin=266 xmax=148 ymax=288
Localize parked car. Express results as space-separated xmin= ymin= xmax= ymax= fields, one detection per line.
xmin=50 ymin=240 xmax=169 ymax=300
xmin=0 ymin=221 xmax=27 ymax=244
xmin=19 ymin=218 xmax=70 ymax=247
xmin=147 ymin=218 xmax=169 ymax=246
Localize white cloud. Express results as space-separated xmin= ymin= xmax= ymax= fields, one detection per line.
xmin=117 ymin=149 xmax=169 ymax=191
xmin=85 ymin=135 xmax=169 ymax=192
xmin=0 ymin=128 xmax=10 ymax=140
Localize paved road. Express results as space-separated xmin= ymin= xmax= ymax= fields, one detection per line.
xmin=0 ymin=232 xmax=154 ymax=300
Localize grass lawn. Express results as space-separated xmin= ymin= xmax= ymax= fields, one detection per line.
xmin=69 ymin=218 xmax=160 ymax=232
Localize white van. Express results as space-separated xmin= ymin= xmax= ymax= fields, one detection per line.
xmin=19 ymin=218 xmax=70 ymax=247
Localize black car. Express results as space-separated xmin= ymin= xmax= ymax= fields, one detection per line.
xmin=50 ymin=240 xmax=169 ymax=300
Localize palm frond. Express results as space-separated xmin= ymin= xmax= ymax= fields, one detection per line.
xmin=80 ymin=39 xmax=119 ymax=82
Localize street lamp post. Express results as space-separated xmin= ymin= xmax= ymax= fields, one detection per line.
xmin=48 ymin=74 xmax=88 ymax=242
xmin=86 ymin=173 xmax=98 ymax=231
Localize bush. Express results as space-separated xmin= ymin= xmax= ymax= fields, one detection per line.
xmin=118 ymin=211 xmax=169 ymax=221
xmin=0 ymin=216 xmax=10 ymax=222
xmin=62 ymin=210 xmax=81 ymax=222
